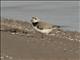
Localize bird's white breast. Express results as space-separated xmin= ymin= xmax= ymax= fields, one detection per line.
xmin=33 ymin=27 xmax=53 ymax=34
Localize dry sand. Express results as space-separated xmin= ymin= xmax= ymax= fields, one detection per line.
xmin=0 ymin=18 xmax=80 ymax=60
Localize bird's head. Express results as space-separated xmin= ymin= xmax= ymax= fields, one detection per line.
xmin=31 ymin=16 xmax=40 ymax=23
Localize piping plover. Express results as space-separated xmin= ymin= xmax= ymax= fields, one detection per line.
xmin=31 ymin=16 xmax=60 ymax=34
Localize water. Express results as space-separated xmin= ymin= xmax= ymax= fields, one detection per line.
xmin=1 ymin=1 xmax=80 ymax=32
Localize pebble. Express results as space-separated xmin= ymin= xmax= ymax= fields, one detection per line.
xmin=0 ymin=56 xmax=4 ymax=59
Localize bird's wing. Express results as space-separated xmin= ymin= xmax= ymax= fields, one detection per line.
xmin=36 ymin=21 xmax=52 ymax=29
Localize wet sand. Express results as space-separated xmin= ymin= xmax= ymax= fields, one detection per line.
xmin=1 ymin=31 xmax=80 ymax=60
xmin=1 ymin=18 xmax=80 ymax=60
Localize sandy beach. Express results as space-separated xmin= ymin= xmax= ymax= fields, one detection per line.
xmin=1 ymin=19 xmax=80 ymax=60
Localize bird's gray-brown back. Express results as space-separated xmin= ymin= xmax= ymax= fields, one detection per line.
xmin=35 ymin=21 xmax=53 ymax=29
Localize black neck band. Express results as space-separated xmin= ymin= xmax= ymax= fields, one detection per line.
xmin=32 ymin=22 xmax=38 ymax=26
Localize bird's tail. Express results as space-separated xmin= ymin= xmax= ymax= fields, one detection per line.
xmin=52 ymin=25 xmax=61 ymax=28
xmin=52 ymin=25 xmax=71 ymax=29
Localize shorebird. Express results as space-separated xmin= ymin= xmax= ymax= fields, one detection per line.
xmin=30 ymin=16 xmax=61 ymax=34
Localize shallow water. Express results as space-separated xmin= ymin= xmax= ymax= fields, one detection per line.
xmin=1 ymin=1 xmax=80 ymax=32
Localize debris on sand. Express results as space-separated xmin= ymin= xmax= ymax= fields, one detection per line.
xmin=0 ymin=18 xmax=80 ymax=41
xmin=0 ymin=18 xmax=34 ymax=34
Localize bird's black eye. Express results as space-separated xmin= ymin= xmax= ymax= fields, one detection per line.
xmin=35 ymin=18 xmax=37 ymax=20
